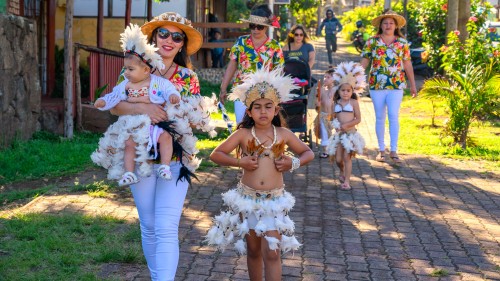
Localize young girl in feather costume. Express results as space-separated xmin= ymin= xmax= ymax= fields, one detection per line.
xmin=326 ymin=62 xmax=367 ymax=190
xmin=205 ymin=67 xmax=314 ymax=281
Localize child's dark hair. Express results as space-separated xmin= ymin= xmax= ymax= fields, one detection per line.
xmin=236 ymin=102 xmax=287 ymax=130
xmin=251 ymin=4 xmax=272 ymax=18
xmin=124 ymin=53 xmax=151 ymax=70
xmin=325 ymin=69 xmax=335 ymax=75
xmin=333 ymin=83 xmax=359 ymax=101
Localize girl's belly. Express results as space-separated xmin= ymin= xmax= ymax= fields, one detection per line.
xmin=241 ymin=158 xmax=283 ymax=190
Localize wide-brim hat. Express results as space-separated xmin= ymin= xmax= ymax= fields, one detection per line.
xmin=371 ymin=10 xmax=406 ymax=28
xmin=240 ymin=15 xmax=272 ymax=27
xmin=141 ymin=12 xmax=203 ymax=55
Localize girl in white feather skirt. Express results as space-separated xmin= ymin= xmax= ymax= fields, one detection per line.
xmin=326 ymin=62 xmax=367 ymax=190
xmin=206 ymin=67 xmax=314 ymax=281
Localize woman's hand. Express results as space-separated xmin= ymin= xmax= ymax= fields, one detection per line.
xmin=274 ymin=155 xmax=292 ymax=172
xmin=410 ymin=85 xmax=418 ymax=98
xmin=219 ymin=89 xmax=227 ymax=104
xmin=239 ymin=155 xmax=259 ymax=170
xmin=146 ymin=103 xmax=168 ymax=124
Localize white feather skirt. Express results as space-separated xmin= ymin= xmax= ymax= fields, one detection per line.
xmin=91 ymin=114 xmax=152 ymax=180
xmin=205 ymin=182 xmax=301 ymax=255
xmin=326 ymin=129 xmax=366 ymax=156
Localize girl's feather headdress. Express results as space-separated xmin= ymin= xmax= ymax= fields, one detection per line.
xmin=120 ymin=24 xmax=164 ymax=70
xmin=332 ymin=62 xmax=367 ymax=95
xmin=228 ymin=67 xmax=300 ymax=107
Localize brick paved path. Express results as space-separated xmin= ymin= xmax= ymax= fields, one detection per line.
xmin=2 ymin=38 xmax=500 ymax=281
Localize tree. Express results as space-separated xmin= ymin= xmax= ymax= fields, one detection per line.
xmin=458 ymin=0 xmax=471 ymax=41
xmin=64 ymin=0 xmax=74 ymax=138
xmin=445 ymin=0 xmax=458 ymax=39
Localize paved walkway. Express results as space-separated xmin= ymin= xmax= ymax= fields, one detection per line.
xmin=2 ymin=38 xmax=500 ymax=281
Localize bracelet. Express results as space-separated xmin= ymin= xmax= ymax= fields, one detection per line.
xmin=289 ymin=156 xmax=300 ymax=173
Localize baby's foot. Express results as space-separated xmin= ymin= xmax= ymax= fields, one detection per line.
xmin=118 ymin=171 xmax=139 ymax=186
xmin=158 ymin=165 xmax=172 ymax=180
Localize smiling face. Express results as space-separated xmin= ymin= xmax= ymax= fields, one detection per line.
xmin=293 ymin=28 xmax=305 ymax=44
xmin=154 ymin=24 xmax=185 ymax=59
xmin=247 ymin=98 xmax=279 ymax=126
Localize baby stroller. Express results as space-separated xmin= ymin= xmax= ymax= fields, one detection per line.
xmin=280 ymin=57 xmax=314 ymax=148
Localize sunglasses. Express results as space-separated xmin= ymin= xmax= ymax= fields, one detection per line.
xmin=294 ymin=33 xmax=304 ymax=37
xmin=157 ymin=28 xmax=185 ymax=43
xmin=249 ymin=23 xmax=266 ymax=30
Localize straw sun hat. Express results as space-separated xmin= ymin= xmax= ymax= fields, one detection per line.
xmin=141 ymin=12 xmax=203 ymax=55
xmin=371 ymin=10 xmax=406 ymax=28
xmin=240 ymin=15 xmax=273 ymax=27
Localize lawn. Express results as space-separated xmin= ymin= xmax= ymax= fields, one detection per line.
xmin=398 ymin=92 xmax=500 ymax=166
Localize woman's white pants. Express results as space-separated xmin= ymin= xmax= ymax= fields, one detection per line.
xmin=369 ymin=89 xmax=403 ymax=152
xmin=130 ymin=162 xmax=188 ymax=281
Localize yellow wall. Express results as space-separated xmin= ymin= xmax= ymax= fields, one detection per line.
xmin=55 ymin=5 xmax=148 ymax=65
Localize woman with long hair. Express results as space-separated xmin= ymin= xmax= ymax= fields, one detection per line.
xmin=283 ymin=24 xmax=316 ymax=69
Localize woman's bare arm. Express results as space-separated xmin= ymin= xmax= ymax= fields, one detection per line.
xmin=110 ymin=102 xmax=168 ymax=124
xmin=219 ymin=59 xmax=237 ymax=104
xmin=308 ymin=50 xmax=316 ymax=69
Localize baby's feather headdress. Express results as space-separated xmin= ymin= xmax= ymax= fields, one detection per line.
xmin=228 ymin=67 xmax=299 ymax=107
xmin=120 ymin=24 xmax=164 ymax=70
xmin=332 ymin=62 xmax=367 ymax=95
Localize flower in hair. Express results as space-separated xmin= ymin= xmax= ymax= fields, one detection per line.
xmin=270 ymin=15 xmax=281 ymax=28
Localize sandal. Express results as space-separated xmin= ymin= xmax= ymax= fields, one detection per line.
xmin=376 ymin=153 xmax=386 ymax=162
xmin=320 ymin=153 xmax=329 ymax=159
xmin=157 ymin=164 xmax=172 ymax=180
xmin=340 ymin=182 xmax=351 ymax=190
xmin=118 ymin=171 xmax=139 ymax=187
xmin=390 ymin=155 xmax=403 ymax=163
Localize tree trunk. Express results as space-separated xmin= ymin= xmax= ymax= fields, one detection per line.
xmin=458 ymin=0 xmax=471 ymax=42
xmin=64 ymin=0 xmax=74 ymax=138
xmin=446 ymin=0 xmax=459 ymax=41
xmin=75 ymin=46 xmax=82 ymax=131
xmin=402 ymin=0 xmax=408 ymax=36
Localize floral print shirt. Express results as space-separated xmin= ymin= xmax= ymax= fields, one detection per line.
xmin=169 ymin=65 xmax=200 ymax=97
xmin=361 ymin=35 xmax=411 ymax=90
xmin=229 ymin=35 xmax=284 ymax=87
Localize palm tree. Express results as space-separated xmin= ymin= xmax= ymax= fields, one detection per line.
xmin=420 ymin=62 xmax=500 ymax=149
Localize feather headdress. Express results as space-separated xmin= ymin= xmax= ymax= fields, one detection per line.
xmin=332 ymin=62 xmax=367 ymax=95
xmin=228 ymin=67 xmax=300 ymax=107
xmin=120 ymin=23 xmax=164 ymax=70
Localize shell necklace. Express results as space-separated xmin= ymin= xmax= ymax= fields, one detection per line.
xmin=159 ymin=62 xmax=175 ymax=78
xmin=251 ymin=125 xmax=277 ymax=149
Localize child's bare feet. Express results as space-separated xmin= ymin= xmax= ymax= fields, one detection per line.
xmin=158 ymin=165 xmax=172 ymax=180
xmin=118 ymin=171 xmax=139 ymax=186
xmin=340 ymin=182 xmax=351 ymax=190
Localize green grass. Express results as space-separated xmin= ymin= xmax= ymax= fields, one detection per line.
xmin=430 ymin=269 xmax=449 ymax=277
xmin=398 ymin=92 xmax=500 ymax=166
xmin=0 ymin=131 xmax=100 ymax=185
xmin=0 ymin=213 xmax=143 ymax=280
xmin=0 ymin=185 xmax=53 ymax=206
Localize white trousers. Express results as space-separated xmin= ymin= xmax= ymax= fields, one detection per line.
xmin=319 ymin=116 xmax=330 ymax=147
xmin=234 ymin=99 xmax=247 ymax=125
xmin=131 ymin=162 xmax=188 ymax=281
xmin=370 ymin=89 xmax=403 ymax=152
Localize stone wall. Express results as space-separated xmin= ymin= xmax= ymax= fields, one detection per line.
xmin=0 ymin=15 xmax=41 ymax=147
xmin=196 ymin=67 xmax=225 ymax=85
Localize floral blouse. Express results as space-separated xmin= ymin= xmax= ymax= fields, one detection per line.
xmin=361 ymin=35 xmax=411 ymax=90
xmin=229 ymin=35 xmax=284 ymax=86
